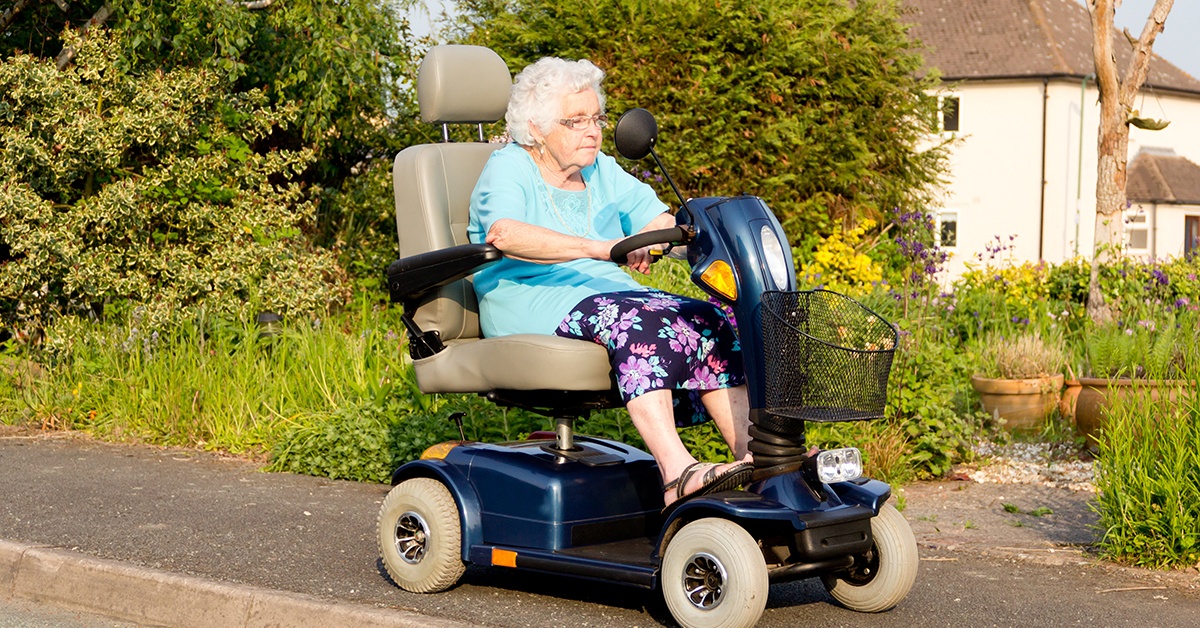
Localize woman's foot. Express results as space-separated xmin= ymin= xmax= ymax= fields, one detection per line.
xmin=662 ymin=460 xmax=754 ymax=508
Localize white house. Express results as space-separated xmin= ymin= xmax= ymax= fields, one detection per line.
xmin=903 ymin=0 xmax=1200 ymax=275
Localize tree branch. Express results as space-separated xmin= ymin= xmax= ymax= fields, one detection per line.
xmin=226 ymin=0 xmax=276 ymax=9
xmin=0 ymin=0 xmax=40 ymax=36
xmin=1119 ymin=0 xmax=1173 ymax=105
xmin=56 ymin=2 xmax=112 ymax=70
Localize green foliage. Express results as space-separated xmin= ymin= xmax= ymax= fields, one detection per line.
xmin=1 ymin=305 xmax=417 ymax=455
xmin=1085 ymin=320 xmax=1185 ymax=380
xmin=0 ymin=1 xmax=104 ymax=59
xmin=457 ymin=0 xmax=949 ymax=245
xmin=110 ymin=0 xmax=426 ymax=156
xmin=1094 ymin=383 xmax=1200 ymax=569
xmin=883 ymin=332 xmax=977 ymax=477
xmin=0 ymin=32 xmax=350 ymax=339
xmin=3 ymin=0 xmax=435 ymax=288
xmin=108 ymin=0 xmax=431 ymax=270
xmin=269 ymin=400 xmax=408 ymax=483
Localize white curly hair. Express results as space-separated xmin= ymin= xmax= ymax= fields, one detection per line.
xmin=506 ymin=57 xmax=606 ymax=147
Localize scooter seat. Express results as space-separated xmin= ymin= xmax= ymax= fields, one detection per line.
xmin=412 ymin=334 xmax=612 ymax=393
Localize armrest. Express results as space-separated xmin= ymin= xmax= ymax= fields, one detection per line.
xmin=387 ymin=243 xmax=502 ymax=303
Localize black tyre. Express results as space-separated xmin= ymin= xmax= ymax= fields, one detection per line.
xmin=821 ymin=503 xmax=918 ymax=612
xmin=661 ymin=518 xmax=768 ymax=628
xmin=377 ymin=478 xmax=466 ymax=593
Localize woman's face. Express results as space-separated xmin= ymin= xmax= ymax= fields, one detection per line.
xmin=533 ymin=89 xmax=603 ymax=177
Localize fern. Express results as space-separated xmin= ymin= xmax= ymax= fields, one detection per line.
xmin=1144 ymin=327 xmax=1179 ymax=379
xmin=1087 ymin=329 xmax=1132 ymax=379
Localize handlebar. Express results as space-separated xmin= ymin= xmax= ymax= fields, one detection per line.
xmin=609 ymin=227 xmax=690 ymax=265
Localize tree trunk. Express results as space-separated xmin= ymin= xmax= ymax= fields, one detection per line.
xmin=1085 ymin=0 xmax=1173 ymax=324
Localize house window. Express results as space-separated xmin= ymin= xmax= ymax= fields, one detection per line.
xmin=1186 ymin=216 xmax=1199 ymax=258
xmin=1125 ymin=210 xmax=1148 ymax=251
xmin=937 ymin=211 xmax=958 ymax=248
xmin=942 ymin=97 xmax=960 ymax=132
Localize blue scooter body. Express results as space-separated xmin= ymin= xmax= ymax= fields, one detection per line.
xmin=392 ymin=433 xmax=889 ymax=588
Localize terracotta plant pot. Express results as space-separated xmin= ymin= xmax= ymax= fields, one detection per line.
xmin=970 ymin=373 xmax=1065 ymax=433
xmin=1059 ymin=379 xmax=1082 ymax=423
xmin=1074 ymin=377 xmax=1187 ymax=446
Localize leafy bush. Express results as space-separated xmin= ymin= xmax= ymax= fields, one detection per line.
xmin=458 ymin=0 xmax=950 ymax=246
xmin=1094 ymin=382 xmax=1200 ymax=569
xmin=798 ymin=219 xmax=885 ymax=294
xmin=0 ymin=32 xmax=350 ymax=340
xmin=883 ymin=332 xmax=977 ymax=477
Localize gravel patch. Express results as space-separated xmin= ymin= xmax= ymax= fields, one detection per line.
xmin=957 ymin=441 xmax=1096 ymax=492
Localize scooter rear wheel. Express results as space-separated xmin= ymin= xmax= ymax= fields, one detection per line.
xmin=661 ymin=518 xmax=768 ymax=628
xmin=820 ymin=502 xmax=917 ymax=612
xmin=378 ymin=478 xmax=466 ymax=593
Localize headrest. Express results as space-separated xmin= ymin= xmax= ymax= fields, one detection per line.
xmin=417 ymin=45 xmax=511 ymax=125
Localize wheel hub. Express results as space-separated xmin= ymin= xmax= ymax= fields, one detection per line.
xmin=843 ymin=545 xmax=880 ymax=585
xmin=394 ymin=510 xmax=430 ymax=565
xmin=681 ymin=552 xmax=726 ymax=610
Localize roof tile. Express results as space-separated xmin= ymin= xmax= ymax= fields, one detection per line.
xmin=903 ymin=0 xmax=1200 ymax=93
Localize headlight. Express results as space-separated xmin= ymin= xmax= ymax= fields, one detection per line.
xmin=759 ymin=225 xmax=790 ymax=289
xmin=814 ymin=447 xmax=863 ymax=483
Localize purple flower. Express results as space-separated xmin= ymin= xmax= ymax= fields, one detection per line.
xmin=667 ymin=317 xmax=701 ymax=354
xmin=686 ymin=366 xmax=721 ymax=389
xmin=618 ymin=356 xmax=654 ymax=395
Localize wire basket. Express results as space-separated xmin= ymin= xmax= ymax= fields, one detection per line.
xmin=762 ymin=290 xmax=898 ymax=422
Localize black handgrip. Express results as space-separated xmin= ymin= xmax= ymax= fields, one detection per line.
xmin=609 ymin=227 xmax=689 ymax=264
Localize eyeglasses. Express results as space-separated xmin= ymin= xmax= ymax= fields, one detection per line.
xmin=557 ymin=114 xmax=609 ymax=131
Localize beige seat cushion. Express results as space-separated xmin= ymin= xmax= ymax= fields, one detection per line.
xmin=413 ymin=335 xmax=613 ymax=393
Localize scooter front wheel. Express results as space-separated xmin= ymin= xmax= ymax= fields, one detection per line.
xmin=661 ymin=518 xmax=768 ymax=628
xmin=821 ymin=502 xmax=918 ymax=612
xmin=378 ymin=478 xmax=466 ymax=593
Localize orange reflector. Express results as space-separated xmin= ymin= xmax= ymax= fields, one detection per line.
xmin=492 ymin=548 xmax=518 ymax=568
xmin=700 ymin=260 xmax=738 ymax=301
xmin=419 ymin=442 xmax=459 ymax=460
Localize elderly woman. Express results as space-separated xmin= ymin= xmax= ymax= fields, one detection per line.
xmin=468 ymin=57 xmax=752 ymax=509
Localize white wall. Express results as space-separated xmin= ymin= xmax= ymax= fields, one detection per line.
xmin=935 ymin=81 xmax=1048 ymax=277
xmin=1132 ymin=202 xmax=1200 ymax=258
xmin=930 ymin=79 xmax=1200 ymax=278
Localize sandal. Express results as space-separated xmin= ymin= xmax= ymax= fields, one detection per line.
xmin=662 ymin=460 xmax=754 ymax=512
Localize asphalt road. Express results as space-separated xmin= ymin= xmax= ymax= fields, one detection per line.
xmin=1 ymin=428 xmax=1198 ymax=627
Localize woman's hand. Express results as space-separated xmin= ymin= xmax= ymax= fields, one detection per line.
xmin=623 ymin=212 xmax=677 ymax=274
xmin=622 ymin=244 xmax=656 ymax=275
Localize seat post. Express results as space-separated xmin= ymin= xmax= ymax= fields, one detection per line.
xmin=553 ymin=417 xmax=574 ymax=451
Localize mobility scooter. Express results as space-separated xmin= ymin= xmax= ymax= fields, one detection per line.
xmin=379 ymin=45 xmax=917 ymax=628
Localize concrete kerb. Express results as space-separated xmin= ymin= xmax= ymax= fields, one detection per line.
xmin=0 ymin=538 xmax=472 ymax=628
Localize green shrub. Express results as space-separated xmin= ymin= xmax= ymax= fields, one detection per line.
xmin=458 ymin=0 xmax=949 ymax=246
xmin=0 ymin=31 xmax=349 ymax=341
xmin=1094 ymin=383 xmax=1200 ymax=569
xmin=269 ymin=401 xmax=409 ymax=483
xmin=884 ymin=333 xmax=978 ymax=477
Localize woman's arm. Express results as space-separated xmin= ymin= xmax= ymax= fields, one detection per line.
xmin=486 ymin=211 xmax=676 ymax=273
xmin=485 ymin=218 xmax=612 ymax=263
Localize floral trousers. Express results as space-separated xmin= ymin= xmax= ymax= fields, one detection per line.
xmin=555 ymin=290 xmax=745 ymax=427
